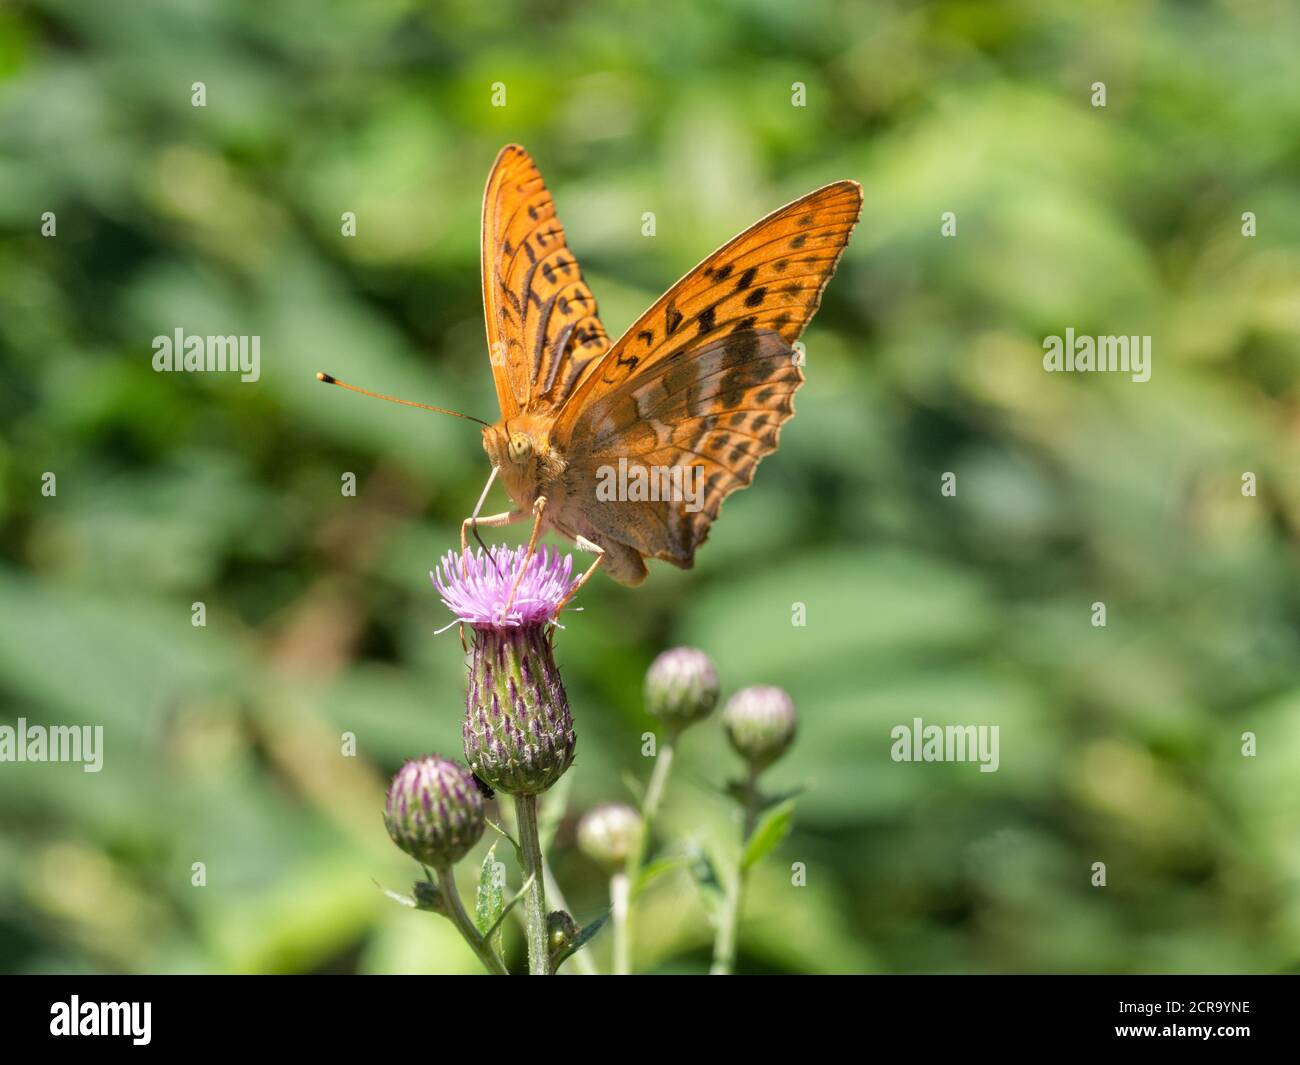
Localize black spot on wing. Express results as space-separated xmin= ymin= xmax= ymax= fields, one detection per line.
xmin=697 ymin=303 xmax=719 ymax=336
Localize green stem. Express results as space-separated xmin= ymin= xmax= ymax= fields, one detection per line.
xmin=627 ymin=730 xmax=676 ymax=883
xmin=435 ymin=865 xmax=509 ymax=976
xmin=710 ymin=766 xmax=761 ymax=976
xmin=515 ymin=793 xmax=550 ymax=975
xmin=618 ymin=729 xmax=678 ymax=974
xmin=641 ymin=732 xmax=677 ymax=826
xmin=610 ymin=872 xmax=631 ymax=975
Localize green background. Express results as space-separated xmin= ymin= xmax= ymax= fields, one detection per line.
xmin=1 ymin=0 xmax=1298 ymax=974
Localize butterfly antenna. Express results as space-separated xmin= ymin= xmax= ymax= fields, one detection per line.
xmin=315 ymin=372 xmax=490 ymax=427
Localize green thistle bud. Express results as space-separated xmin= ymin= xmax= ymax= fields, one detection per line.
xmin=547 ymin=909 xmax=579 ymax=956
xmin=577 ymin=803 xmax=642 ymax=869
xmin=722 ymin=686 xmax=797 ymax=771
xmin=463 ymin=624 xmax=576 ymax=795
xmin=645 ymin=647 xmax=720 ymax=733
xmin=384 ymin=755 xmax=486 ymax=867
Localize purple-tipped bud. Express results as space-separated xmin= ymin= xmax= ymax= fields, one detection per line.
xmin=722 ymin=686 xmax=797 ymax=771
xmin=645 ymin=647 xmax=720 ymax=732
xmin=577 ymin=803 xmax=642 ymax=869
xmin=384 ymin=755 xmax=486 ymax=867
xmin=432 ymin=546 xmax=580 ymax=796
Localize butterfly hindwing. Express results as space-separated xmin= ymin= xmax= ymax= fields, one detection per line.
xmin=561 ymin=328 xmax=801 ymax=566
xmin=552 ymin=180 xmax=861 ymax=570
xmin=481 ymin=145 xmax=611 ymax=419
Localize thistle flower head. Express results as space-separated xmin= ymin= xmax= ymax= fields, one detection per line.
xmin=432 ymin=545 xmax=578 ymax=629
xmin=722 ymin=686 xmax=797 ymax=772
xmin=437 ymin=545 xmax=579 ymax=795
xmin=645 ymin=646 xmax=720 ymax=733
xmin=577 ymin=803 xmax=642 ymax=869
xmin=384 ymin=755 xmax=486 ymax=867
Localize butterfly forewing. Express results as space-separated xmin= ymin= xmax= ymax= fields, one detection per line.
xmin=481 ymin=145 xmax=611 ymax=419
xmin=553 ymin=179 xmax=861 ymax=436
xmin=552 ymin=179 xmax=861 ymax=570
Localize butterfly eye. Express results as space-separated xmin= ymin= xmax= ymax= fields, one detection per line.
xmin=507 ymin=432 xmax=533 ymax=463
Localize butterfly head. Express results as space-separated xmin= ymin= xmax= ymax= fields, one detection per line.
xmin=482 ymin=421 xmax=534 ymax=469
xmin=483 ymin=417 xmax=566 ymax=504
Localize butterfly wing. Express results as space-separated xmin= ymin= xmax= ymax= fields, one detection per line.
xmin=481 ymin=145 xmax=611 ymax=419
xmin=552 ymin=180 xmax=861 ymax=571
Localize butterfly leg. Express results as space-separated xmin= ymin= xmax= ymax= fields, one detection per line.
xmin=460 ymin=508 xmax=527 ymax=561
xmin=461 ymin=467 xmax=508 ymax=560
xmin=499 ymin=495 xmax=547 ymax=621
xmin=555 ymin=535 xmax=605 ymax=614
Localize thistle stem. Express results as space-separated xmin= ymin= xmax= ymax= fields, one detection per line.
xmin=610 ymin=872 xmax=631 ymax=975
xmin=515 ymin=793 xmax=550 ymax=975
xmin=641 ymin=733 xmax=677 ymax=828
xmin=710 ymin=766 xmax=761 ymax=976
xmin=618 ymin=728 xmax=677 ymax=975
xmin=434 ymin=865 xmax=509 ymax=976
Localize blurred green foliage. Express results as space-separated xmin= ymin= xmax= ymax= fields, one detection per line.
xmin=1 ymin=0 xmax=1299 ymax=974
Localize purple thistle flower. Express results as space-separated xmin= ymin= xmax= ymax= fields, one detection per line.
xmin=431 ymin=545 xmax=579 ymax=629
xmin=432 ymin=544 xmax=579 ymax=795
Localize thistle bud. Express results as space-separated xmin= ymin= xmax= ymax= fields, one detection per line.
xmin=384 ymin=755 xmax=486 ymax=867
xmin=433 ymin=546 xmax=580 ymax=796
xmin=547 ymin=910 xmax=579 ymax=956
xmin=577 ymin=803 xmax=642 ymax=869
xmin=463 ymin=624 xmax=576 ymax=794
xmin=722 ymin=686 xmax=797 ymax=771
xmin=644 ymin=647 xmax=720 ymax=733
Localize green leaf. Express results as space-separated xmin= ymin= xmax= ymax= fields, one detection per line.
xmin=485 ymin=819 xmax=524 ymax=866
xmin=483 ymin=874 xmax=533 ymax=944
xmin=621 ymin=769 xmax=645 ymax=804
xmin=373 ymin=879 xmax=416 ymax=909
xmin=474 ymin=844 xmax=505 ymax=953
xmin=742 ymin=799 xmax=796 ymax=871
xmin=632 ymin=855 xmax=690 ymax=901
xmin=687 ymin=845 xmax=727 ymax=915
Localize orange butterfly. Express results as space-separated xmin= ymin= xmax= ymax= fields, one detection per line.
xmin=321 ymin=145 xmax=860 ymax=607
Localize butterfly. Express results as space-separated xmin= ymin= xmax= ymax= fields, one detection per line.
xmin=320 ymin=145 xmax=860 ymax=609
